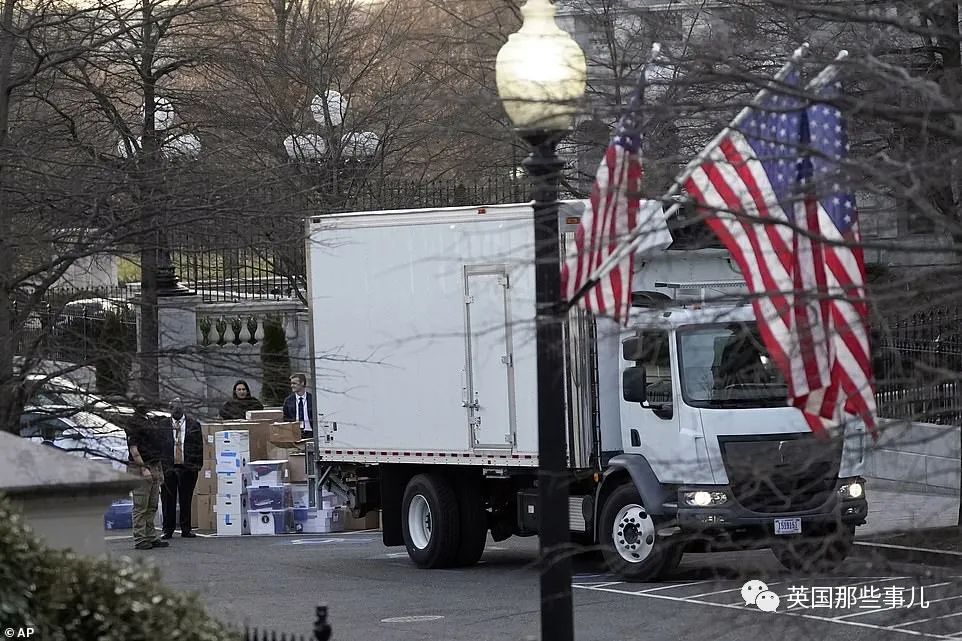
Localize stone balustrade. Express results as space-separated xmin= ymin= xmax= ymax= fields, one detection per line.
xmin=196 ymin=301 xmax=306 ymax=348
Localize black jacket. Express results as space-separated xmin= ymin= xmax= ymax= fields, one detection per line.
xmin=282 ymin=392 xmax=314 ymax=429
xmin=127 ymin=414 xmax=202 ymax=471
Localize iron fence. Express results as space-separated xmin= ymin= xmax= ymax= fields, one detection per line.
xmin=169 ymin=176 xmax=531 ymax=303
xmin=14 ymin=288 xmax=138 ymax=382
xmin=243 ymin=605 xmax=332 ymax=641
xmin=873 ymin=305 xmax=962 ymax=425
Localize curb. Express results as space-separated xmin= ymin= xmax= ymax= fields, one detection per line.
xmin=853 ymin=540 xmax=962 ymax=568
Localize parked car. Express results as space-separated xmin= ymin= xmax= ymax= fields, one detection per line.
xmin=26 ymin=375 xmax=169 ymax=428
xmin=19 ymin=407 xmax=129 ymax=471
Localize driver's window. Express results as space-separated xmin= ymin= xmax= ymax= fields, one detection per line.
xmin=639 ymin=331 xmax=672 ymax=404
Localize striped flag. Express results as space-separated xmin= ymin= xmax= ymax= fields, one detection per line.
xmin=561 ymin=102 xmax=672 ymax=324
xmin=681 ymin=70 xmax=876 ymax=436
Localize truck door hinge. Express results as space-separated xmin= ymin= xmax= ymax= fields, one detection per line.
xmin=505 ymin=432 xmax=516 ymax=446
xmin=464 ymin=295 xmax=475 ymax=304
xmin=498 ymin=274 xmax=509 ymax=288
xmin=500 ymin=353 xmax=513 ymax=366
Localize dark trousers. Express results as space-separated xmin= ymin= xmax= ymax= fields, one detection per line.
xmin=161 ymin=465 xmax=198 ymax=534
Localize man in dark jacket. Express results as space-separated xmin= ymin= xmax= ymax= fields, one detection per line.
xmin=161 ymin=397 xmax=203 ymax=538
xmin=126 ymin=400 xmax=170 ymax=550
xmin=282 ymin=373 xmax=314 ymax=439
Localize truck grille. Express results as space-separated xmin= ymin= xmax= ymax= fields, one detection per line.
xmin=719 ymin=435 xmax=842 ymax=513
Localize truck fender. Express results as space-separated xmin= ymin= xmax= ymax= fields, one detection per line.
xmin=594 ymin=454 xmax=672 ymax=534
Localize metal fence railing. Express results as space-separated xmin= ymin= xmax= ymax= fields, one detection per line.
xmin=169 ymin=177 xmax=531 ymax=303
xmin=873 ymin=304 xmax=962 ymax=425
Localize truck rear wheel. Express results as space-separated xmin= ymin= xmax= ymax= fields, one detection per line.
xmin=773 ymin=524 xmax=854 ymax=573
xmin=454 ymin=475 xmax=487 ymax=567
xmin=402 ymin=474 xmax=460 ymax=568
xmin=600 ymin=484 xmax=673 ymax=581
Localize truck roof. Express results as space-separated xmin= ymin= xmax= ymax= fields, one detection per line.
xmin=629 ymin=303 xmax=757 ymax=331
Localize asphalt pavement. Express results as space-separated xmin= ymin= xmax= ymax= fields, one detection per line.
xmin=106 ymin=528 xmax=962 ymax=641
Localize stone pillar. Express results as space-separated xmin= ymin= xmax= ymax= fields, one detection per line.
xmin=157 ymin=295 xmax=204 ymax=407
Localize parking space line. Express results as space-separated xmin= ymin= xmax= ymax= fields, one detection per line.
xmin=892 ymin=610 xmax=962 ymax=629
xmin=634 ymin=579 xmax=717 ymax=594
xmin=688 ymin=582 xmax=784 ymax=599
xmin=575 ymin=583 xmax=959 ymax=640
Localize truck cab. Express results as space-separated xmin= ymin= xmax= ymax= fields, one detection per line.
xmin=592 ymin=248 xmax=869 ymax=579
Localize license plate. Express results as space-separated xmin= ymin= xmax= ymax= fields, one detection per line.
xmin=774 ymin=518 xmax=802 ymax=535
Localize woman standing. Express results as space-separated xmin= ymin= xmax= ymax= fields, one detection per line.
xmin=220 ymin=379 xmax=264 ymax=419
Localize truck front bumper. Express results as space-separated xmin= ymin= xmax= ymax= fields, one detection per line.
xmin=667 ymin=482 xmax=867 ymax=551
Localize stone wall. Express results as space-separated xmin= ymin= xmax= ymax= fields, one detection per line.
xmin=864 ymin=420 xmax=961 ymax=494
xmin=154 ymin=296 xmax=311 ymax=418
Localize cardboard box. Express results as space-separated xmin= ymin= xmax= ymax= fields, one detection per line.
xmin=298 ymin=507 xmax=344 ymax=533
xmin=191 ymin=494 xmax=214 ymax=530
xmin=216 ymin=449 xmax=252 ymax=474
xmin=215 ymin=421 xmax=275 ymax=461
xmin=248 ymin=460 xmax=288 ymax=487
xmin=195 ymin=462 xmax=216 ymax=496
xmin=215 ymin=510 xmax=250 ymax=536
xmin=269 ymin=422 xmax=302 ymax=446
xmin=343 ymin=509 xmax=380 ymax=531
xmin=215 ymin=492 xmax=249 ymax=514
xmin=201 ymin=423 xmax=221 ymax=460
xmin=217 ymin=470 xmax=250 ymax=495
xmin=246 ymin=409 xmax=285 ymax=422
xmin=248 ymin=508 xmax=293 ymax=535
xmin=287 ymin=453 xmax=307 ymax=483
xmin=214 ymin=430 xmax=251 ymax=456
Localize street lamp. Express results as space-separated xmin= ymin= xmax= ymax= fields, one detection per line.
xmin=495 ymin=2 xmax=586 ymax=641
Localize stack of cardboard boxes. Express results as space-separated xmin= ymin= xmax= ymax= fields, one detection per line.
xmin=194 ymin=409 xmax=378 ymax=535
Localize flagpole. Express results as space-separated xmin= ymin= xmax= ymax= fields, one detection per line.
xmin=565 ymin=42 xmax=811 ymax=311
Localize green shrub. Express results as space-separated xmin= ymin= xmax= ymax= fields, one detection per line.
xmin=0 ymin=494 xmax=238 ymax=641
xmin=260 ymin=316 xmax=291 ymax=406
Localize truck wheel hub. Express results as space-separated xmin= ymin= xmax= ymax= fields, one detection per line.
xmin=408 ymin=494 xmax=433 ymax=550
xmin=613 ymin=504 xmax=655 ymax=563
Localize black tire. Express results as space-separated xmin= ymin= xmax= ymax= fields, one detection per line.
xmin=599 ymin=484 xmax=673 ymax=582
xmin=772 ymin=524 xmax=854 ymax=573
xmin=401 ymin=473 xmax=460 ymax=569
xmin=453 ymin=475 xmax=487 ymax=567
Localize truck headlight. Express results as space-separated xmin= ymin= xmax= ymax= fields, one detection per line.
xmin=681 ymin=490 xmax=728 ymax=507
xmin=838 ymin=481 xmax=864 ymax=500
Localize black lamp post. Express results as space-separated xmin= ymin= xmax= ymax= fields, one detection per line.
xmin=495 ymin=2 xmax=586 ymax=640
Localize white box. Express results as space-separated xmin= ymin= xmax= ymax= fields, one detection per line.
xmin=298 ymin=508 xmax=345 ymax=534
xmin=215 ymin=430 xmax=251 ymax=457
xmin=320 ymin=489 xmax=344 ymax=509
xmin=217 ymin=472 xmax=250 ymax=496
xmin=214 ymin=492 xmax=249 ymax=515
xmin=216 ymin=450 xmax=249 ymax=474
xmin=215 ymin=510 xmax=250 ymax=536
xmin=247 ymin=460 xmax=288 ymax=487
xmin=248 ymin=509 xmax=293 ymax=535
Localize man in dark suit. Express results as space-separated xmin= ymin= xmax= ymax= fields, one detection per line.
xmin=161 ymin=397 xmax=203 ymax=538
xmin=282 ymin=373 xmax=314 ymax=439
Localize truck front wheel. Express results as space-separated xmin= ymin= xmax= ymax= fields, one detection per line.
xmin=402 ymin=474 xmax=460 ymax=569
xmin=600 ymin=484 xmax=675 ymax=581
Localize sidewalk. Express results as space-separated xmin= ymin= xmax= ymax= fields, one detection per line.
xmin=853 ymin=480 xmax=961 ymax=566
xmin=858 ymin=486 xmax=960 ymax=537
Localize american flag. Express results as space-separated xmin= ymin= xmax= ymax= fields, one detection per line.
xmin=682 ymin=71 xmax=876 ymax=436
xmin=562 ymin=100 xmax=672 ymax=324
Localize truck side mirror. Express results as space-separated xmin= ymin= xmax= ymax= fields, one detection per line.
xmin=622 ymin=366 xmax=647 ymax=403
xmin=622 ymin=337 xmax=643 ymax=361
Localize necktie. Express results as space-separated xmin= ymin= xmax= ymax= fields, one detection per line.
xmin=297 ymin=397 xmax=305 ymax=424
xmin=174 ymin=422 xmax=183 ymax=465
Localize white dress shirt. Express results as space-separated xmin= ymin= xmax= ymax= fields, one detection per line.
xmin=172 ymin=416 xmax=185 ymax=465
xmin=295 ymin=394 xmax=312 ymax=433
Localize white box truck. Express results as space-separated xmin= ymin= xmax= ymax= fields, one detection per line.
xmin=306 ymin=200 xmax=868 ymax=580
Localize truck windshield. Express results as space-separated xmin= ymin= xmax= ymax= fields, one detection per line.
xmin=677 ymin=323 xmax=788 ymax=408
